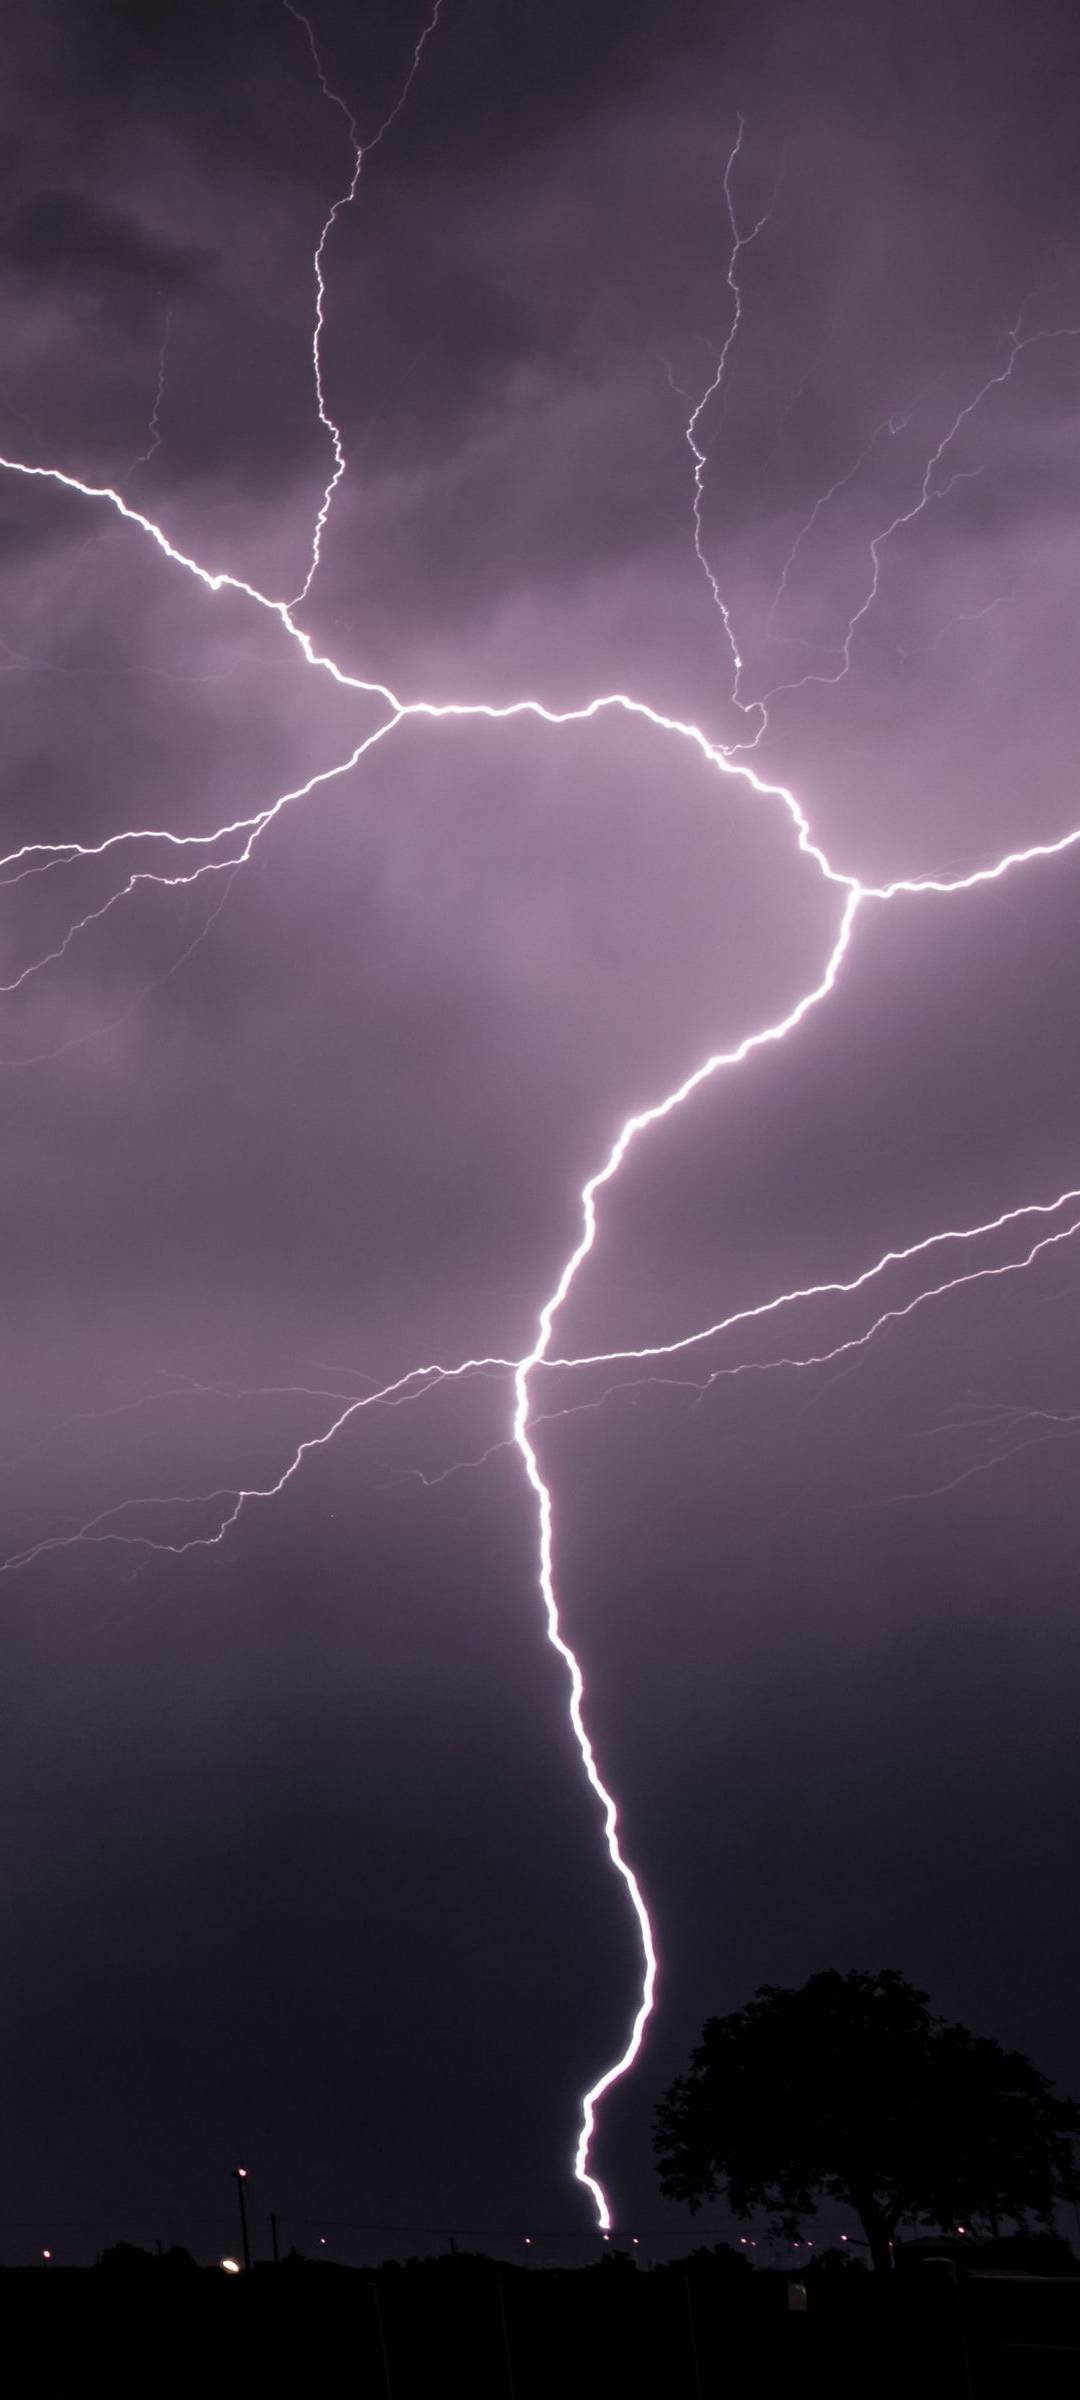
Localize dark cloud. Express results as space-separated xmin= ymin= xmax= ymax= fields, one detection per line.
xmin=0 ymin=190 xmax=208 ymax=318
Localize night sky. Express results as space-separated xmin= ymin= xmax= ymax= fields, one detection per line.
xmin=4 ymin=0 xmax=1080 ymax=2263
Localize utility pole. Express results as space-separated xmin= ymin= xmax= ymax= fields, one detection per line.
xmin=233 ymin=2167 xmax=251 ymax=2272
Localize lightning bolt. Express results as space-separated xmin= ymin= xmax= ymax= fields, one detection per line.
xmin=4 ymin=33 xmax=1079 ymax=2237
xmin=764 ymin=401 xmax=916 ymax=642
xmin=128 ymin=301 xmax=171 ymax=477
xmin=738 ymin=306 xmax=1080 ymax=741
xmin=685 ymin=128 xmax=1080 ymax=755
xmin=284 ymin=0 xmax=444 ymax=606
xmin=683 ymin=117 xmax=782 ymax=738
xmin=546 ymin=1188 xmax=1080 ymax=1448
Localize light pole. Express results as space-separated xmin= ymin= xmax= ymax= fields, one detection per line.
xmin=233 ymin=2166 xmax=251 ymax=2272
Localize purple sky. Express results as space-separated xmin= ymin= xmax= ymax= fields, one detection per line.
xmin=3 ymin=0 xmax=1080 ymax=2262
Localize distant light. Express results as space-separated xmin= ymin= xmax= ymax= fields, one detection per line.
xmin=841 ymin=2235 xmax=848 ymax=2244
xmin=235 ymin=2167 xmax=247 ymax=2180
xmin=319 ymin=2236 xmax=327 ymax=2246
xmin=956 ymin=2226 xmax=966 ymax=2236
xmin=42 ymin=2249 xmax=51 ymax=2262
xmin=739 ymin=2237 xmax=747 ymax=2246
xmin=221 ymin=2258 xmax=241 ymax=2275
xmin=524 ymin=2237 xmax=532 ymax=2247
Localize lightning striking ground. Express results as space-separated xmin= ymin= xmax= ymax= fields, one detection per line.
xmin=5 ymin=39 xmax=1080 ymax=2237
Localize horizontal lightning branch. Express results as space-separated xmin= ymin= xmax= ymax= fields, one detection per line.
xmin=0 ymin=1351 xmax=513 ymax=1578
xmin=548 ymin=1185 xmax=1080 ymax=1377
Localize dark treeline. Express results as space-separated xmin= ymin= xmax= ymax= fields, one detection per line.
xmin=4 ymin=2233 xmax=1078 ymax=2396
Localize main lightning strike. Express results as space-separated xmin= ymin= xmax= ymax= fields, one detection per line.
xmin=0 ymin=445 xmax=857 ymax=2233
xmin=5 ymin=40 xmax=1080 ymax=2237
xmin=1 ymin=477 xmax=1076 ymax=2238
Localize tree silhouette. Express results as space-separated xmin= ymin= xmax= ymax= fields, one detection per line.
xmin=654 ymin=1967 xmax=1080 ymax=2272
